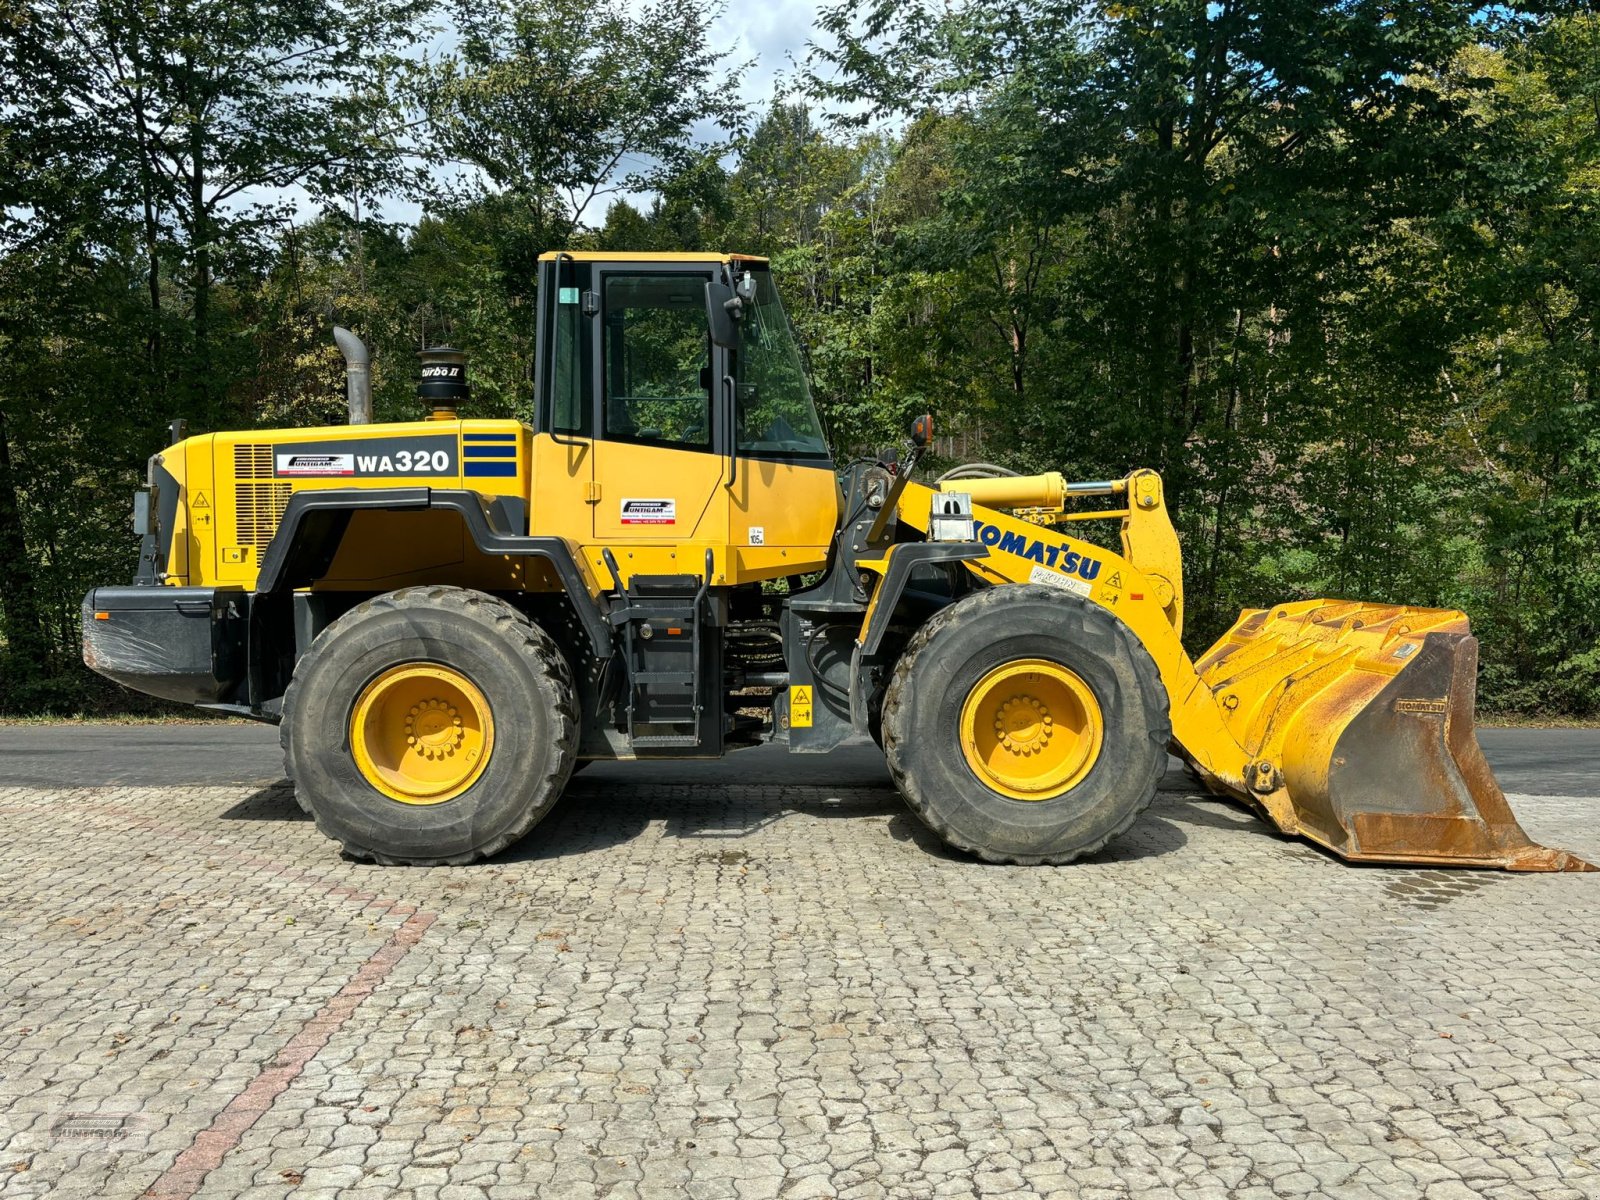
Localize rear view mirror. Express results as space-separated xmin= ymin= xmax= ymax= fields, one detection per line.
xmin=132 ymin=489 xmax=152 ymax=536
xmin=706 ymin=280 xmax=740 ymax=349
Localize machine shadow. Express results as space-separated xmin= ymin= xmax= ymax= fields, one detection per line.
xmin=1156 ymin=793 xmax=1293 ymax=841
xmin=497 ymin=779 xmax=905 ymax=863
xmin=217 ymin=775 xmax=1202 ymax=866
xmin=886 ymin=802 xmax=1190 ymax=864
xmin=219 ymin=782 xmax=305 ymax=821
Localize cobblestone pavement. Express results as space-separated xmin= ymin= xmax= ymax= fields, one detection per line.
xmin=0 ymin=773 xmax=1595 ymax=1200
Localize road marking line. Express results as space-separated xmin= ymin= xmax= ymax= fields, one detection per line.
xmin=0 ymin=790 xmax=439 ymax=1200
xmin=142 ymin=911 xmax=434 ymax=1200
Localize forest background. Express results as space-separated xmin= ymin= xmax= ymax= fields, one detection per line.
xmin=2 ymin=0 xmax=1598 ymax=717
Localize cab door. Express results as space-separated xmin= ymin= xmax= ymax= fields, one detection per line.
xmin=589 ymin=265 xmax=729 ymax=547
xmin=530 ymin=256 xmax=597 ymax=549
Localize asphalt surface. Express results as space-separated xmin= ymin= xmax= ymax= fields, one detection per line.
xmin=1 ymin=721 xmax=1596 ymax=795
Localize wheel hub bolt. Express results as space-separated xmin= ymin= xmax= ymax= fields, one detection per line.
xmin=404 ymin=697 xmax=467 ymax=759
xmin=997 ymin=695 xmax=1053 ymax=755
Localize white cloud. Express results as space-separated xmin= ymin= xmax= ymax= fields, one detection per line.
xmin=255 ymin=3 xmax=828 ymax=232
xmin=715 ymin=0 xmax=824 ymax=107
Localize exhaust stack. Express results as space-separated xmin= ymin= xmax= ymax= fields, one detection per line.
xmin=333 ymin=327 xmax=372 ymax=425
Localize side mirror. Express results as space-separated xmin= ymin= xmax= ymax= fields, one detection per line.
xmin=911 ymin=413 xmax=933 ymax=448
xmin=705 ymin=280 xmax=740 ymax=349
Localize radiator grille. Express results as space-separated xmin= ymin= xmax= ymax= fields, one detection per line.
xmin=234 ymin=443 xmax=273 ymax=480
xmin=235 ymin=483 xmax=292 ymax=549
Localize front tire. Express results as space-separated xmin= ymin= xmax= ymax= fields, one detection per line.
xmin=881 ymin=585 xmax=1169 ymax=864
xmin=281 ymin=586 xmax=577 ymax=865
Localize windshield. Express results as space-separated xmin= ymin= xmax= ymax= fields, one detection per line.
xmin=735 ymin=266 xmax=830 ymax=460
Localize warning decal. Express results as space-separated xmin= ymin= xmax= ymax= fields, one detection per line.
xmin=790 ymin=685 xmax=814 ymax=728
xmin=621 ymin=498 xmax=676 ymax=525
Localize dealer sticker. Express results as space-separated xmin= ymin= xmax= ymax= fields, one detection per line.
xmin=621 ymin=498 xmax=676 ymax=525
xmin=276 ymin=453 xmax=354 ymax=477
xmin=270 ymin=436 xmax=456 ymax=478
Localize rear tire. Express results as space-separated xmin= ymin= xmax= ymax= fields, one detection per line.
xmin=281 ymin=586 xmax=577 ymax=865
xmin=882 ymin=585 xmax=1169 ymax=864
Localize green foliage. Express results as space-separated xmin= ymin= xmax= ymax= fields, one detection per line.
xmin=2 ymin=2 xmax=1599 ymax=715
xmin=420 ymin=0 xmax=746 ymax=244
xmin=803 ymin=1 xmax=1600 ymax=710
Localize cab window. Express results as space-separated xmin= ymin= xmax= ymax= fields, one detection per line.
xmin=602 ymin=273 xmax=713 ymax=449
xmin=734 ymin=265 xmax=830 ymax=460
xmin=547 ymin=260 xmax=593 ymax=436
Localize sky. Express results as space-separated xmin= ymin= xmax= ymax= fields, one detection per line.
xmin=716 ymin=1 xmax=826 ymax=105
xmin=355 ymin=1 xmax=830 ymax=228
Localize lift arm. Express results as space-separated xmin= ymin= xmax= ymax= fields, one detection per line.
xmin=873 ymin=468 xmax=1589 ymax=872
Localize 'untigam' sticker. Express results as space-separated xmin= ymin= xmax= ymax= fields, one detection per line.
xmin=621 ymin=498 xmax=676 ymax=525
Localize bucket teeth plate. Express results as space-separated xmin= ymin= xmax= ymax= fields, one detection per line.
xmin=1190 ymin=601 xmax=1593 ymax=872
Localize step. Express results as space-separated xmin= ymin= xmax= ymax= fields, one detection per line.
xmin=629 ymin=733 xmax=702 ymax=748
xmin=632 ymin=671 xmax=696 ymax=685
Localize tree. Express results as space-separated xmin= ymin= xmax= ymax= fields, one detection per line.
xmin=4 ymin=0 xmax=428 ymax=416
xmin=0 ymin=0 xmax=426 ymax=711
xmin=1450 ymin=14 xmax=1600 ymax=712
xmin=810 ymin=0 xmax=1497 ymax=639
xmin=420 ymin=0 xmax=747 ymax=248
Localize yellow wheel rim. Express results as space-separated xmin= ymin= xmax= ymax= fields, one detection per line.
xmin=349 ymin=664 xmax=494 ymax=805
xmin=959 ymin=659 xmax=1103 ymax=801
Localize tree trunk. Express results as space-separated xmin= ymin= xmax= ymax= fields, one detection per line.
xmin=188 ymin=57 xmax=211 ymax=412
xmin=1011 ymin=322 xmax=1026 ymax=402
xmin=130 ymin=53 xmax=164 ymax=384
xmin=0 ymin=408 xmax=49 ymax=678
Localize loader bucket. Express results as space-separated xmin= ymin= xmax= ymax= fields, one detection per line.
xmin=1189 ymin=601 xmax=1593 ymax=872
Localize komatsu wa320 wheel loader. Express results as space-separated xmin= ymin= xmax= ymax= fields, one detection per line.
xmin=84 ymin=251 xmax=1591 ymax=871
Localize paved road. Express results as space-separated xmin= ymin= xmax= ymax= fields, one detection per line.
xmin=0 ymin=761 xmax=1596 ymax=1198
xmin=3 ymin=722 xmax=1597 ymax=795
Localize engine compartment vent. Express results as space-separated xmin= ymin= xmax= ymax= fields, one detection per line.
xmin=234 ymin=443 xmax=273 ymax=480
xmin=235 ymin=482 xmax=292 ymax=549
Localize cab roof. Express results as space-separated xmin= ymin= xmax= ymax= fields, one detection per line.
xmin=535 ymin=251 xmax=769 ymax=265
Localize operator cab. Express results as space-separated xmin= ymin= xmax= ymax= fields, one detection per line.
xmin=535 ymin=253 xmax=829 ymax=458
xmin=525 ymin=252 xmax=840 ymax=756
xmin=528 ymin=252 xmax=838 ymax=586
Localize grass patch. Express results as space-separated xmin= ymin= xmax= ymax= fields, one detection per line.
xmin=0 ymin=712 xmax=256 ymax=726
xmin=1477 ymin=714 xmax=1600 ymax=729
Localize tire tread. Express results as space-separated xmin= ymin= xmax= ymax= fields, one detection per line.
xmin=881 ymin=585 xmax=1170 ymax=864
xmin=281 ymin=586 xmax=577 ymax=865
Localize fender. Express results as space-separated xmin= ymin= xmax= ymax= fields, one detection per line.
xmin=255 ymin=487 xmax=613 ymax=657
xmin=857 ymin=541 xmax=989 ymax=657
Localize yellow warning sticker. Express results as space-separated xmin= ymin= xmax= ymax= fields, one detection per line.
xmin=192 ymin=491 xmax=210 ymax=508
xmin=791 ymin=685 xmax=814 ymax=728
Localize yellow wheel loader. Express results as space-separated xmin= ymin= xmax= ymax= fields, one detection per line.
xmin=83 ymin=251 xmax=1591 ymax=871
